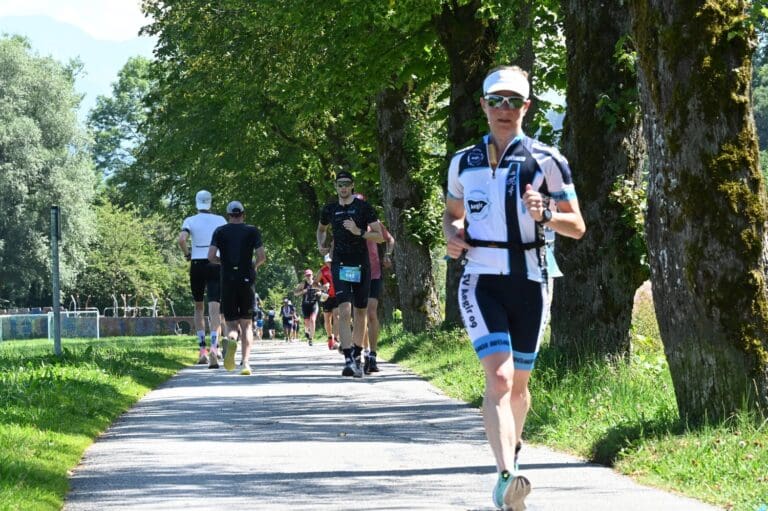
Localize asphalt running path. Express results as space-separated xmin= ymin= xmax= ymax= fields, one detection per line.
xmin=65 ymin=339 xmax=722 ymax=510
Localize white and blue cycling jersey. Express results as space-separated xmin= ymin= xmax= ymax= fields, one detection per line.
xmin=447 ymin=133 xmax=576 ymax=282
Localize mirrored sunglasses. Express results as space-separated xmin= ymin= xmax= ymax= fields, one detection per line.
xmin=484 ymin=94 xmax=526 ymax=109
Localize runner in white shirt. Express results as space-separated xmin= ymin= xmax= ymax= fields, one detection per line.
xmin=178 ymin=190 xmax=227 ymax=368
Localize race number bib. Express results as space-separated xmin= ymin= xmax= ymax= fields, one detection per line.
xmin=339 ymin=265 xmax=362 ymax=283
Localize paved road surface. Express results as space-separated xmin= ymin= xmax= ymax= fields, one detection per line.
xmin=65 ymin=339 xmax=722 ymax=510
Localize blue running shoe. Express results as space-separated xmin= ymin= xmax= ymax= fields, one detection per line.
xmin=492 ymin=470 xmax=530 ymax=511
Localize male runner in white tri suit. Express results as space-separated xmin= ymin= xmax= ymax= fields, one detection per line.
xmin=179 ymin=190 xmax=227 ymax=368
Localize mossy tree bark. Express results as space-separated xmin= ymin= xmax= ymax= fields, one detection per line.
xmin=378 ymin=264 xmax=399 ymax=325
xmin=630 ymin=0 xmax=768 ymax=422
xmin=433 ymin=0 xmax=499 ymax=328
xmin=551 ymin=2 xmax=648 ymax=357
xmin=375 ymin=85 xmax=442 ymax=333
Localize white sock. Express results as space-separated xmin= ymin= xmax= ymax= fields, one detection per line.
xmin=197 ymin=330 xmax=206 ymax=347
xmin=211 ymin=332 xmax=218 ymax=347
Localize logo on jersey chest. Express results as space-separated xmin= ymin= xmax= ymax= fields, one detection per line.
xmin=466 ymin=190 xmax=490 ymax=221
xmin=467 ymin=200 xmax=487 ymax=214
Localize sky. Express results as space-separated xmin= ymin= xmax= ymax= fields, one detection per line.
xmin=0 ymin=0 xmax=156 ymax=122
xmin=0 ymin=0 xmax=150 ymax=41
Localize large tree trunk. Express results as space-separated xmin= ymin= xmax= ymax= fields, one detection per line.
xmin=378 ymin=265 xmax=399 ymax=325
xmin=630 ymin=0 xmax=768 ymax=421
xmin=374 ymin=240 xmax=399 ymax=324
xmin=551 ymin=2 xmax=647 ymax=356
xmin=508 ymin=1 xmax=540 ymax=135
xmin=375 ymin=86 xmax=442 ymax=332
xmin=433 ymin=0 xmax=499 ymax=328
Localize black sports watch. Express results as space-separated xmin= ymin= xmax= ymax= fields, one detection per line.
xmin=540 ymin=209 xmax=553 ymax=224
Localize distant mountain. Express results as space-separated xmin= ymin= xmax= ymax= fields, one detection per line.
xmin=0 ymin=15 xmax=155 ymax=123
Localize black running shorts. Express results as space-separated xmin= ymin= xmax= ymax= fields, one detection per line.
xmin=331 ymin=261 xmax=370 ymax=310
xmin=301 ymin=302 xmax=318 ymax=319
xmin=321 ymin=296 xmax=337 ymax=312
xmin=220 ymin=281 xmax=255 ymax=321
xmin=189 ymin=260 xmax=221 ymax=302
xmin=369 ymin=278 xmax=382 ymax=300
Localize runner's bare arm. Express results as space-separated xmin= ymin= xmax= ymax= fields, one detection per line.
xmin=383 ymin=228 xmax=395 ymax=268
xmin=443 ymin=198 xmax=471 ymax=259
xmin=253 ymin=246 xmax=266 ymax=269
xmin=178 ymin=230 xmax=190 ymax=259
xmin=208 ymin=244 xmax=220 ymax=265
xmin=363 ymin=220 xmax=384 ymax=243
xmin=316 ymin=222 xmax=330 ymax=255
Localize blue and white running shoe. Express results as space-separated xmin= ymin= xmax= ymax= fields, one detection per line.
xmin=492 ymin=470 xmax=530 ymax=511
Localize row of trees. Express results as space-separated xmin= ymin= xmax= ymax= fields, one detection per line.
xmin=0 ymin=37 xmax=311 ymax=317
xmin=2 ymin=2 xmax=767 ymax=423
xmin=0 ymin=38 xmax=194 ymax=315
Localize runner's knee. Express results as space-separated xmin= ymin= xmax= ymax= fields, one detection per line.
xmin=485 ymin=367 xmax=514 ymax=399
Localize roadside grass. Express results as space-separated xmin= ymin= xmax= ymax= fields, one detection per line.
xmin=0 ymin=336 xmax=196 ymax=511
xmin=377 ymin=296 xmax=768 ymax=511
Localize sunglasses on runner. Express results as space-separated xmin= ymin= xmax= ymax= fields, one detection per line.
xmin=484 ymin=94 xmax=526 ymax=109
xmin=336 ymin=180 xmax=354 ymax=188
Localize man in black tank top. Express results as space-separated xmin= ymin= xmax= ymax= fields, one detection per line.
xmin=209 ymin=201 xmax=266 ymax=375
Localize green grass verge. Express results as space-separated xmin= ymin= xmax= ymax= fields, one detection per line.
xmin=0 ymin=336 xmax=196 ymax=511
xmin=376 ymin=301 xmax=768 ymax=511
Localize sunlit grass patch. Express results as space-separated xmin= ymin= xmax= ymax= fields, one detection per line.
xmin=615 ymin=413 xmax=768 ymax=510
xmin=0 ymin=336 xmax=195 ymax=510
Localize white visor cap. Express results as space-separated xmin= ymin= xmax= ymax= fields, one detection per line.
xmin=483 ymin=69 xmax=530 ymax=99
xmin=196 ymin=190 xmax=212 ymax=210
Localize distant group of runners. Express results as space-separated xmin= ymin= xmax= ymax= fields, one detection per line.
xmin=179 ymin=174 xmax=395 ymax=379
xmin=179 ymin=63 xmax=586 ymax=511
